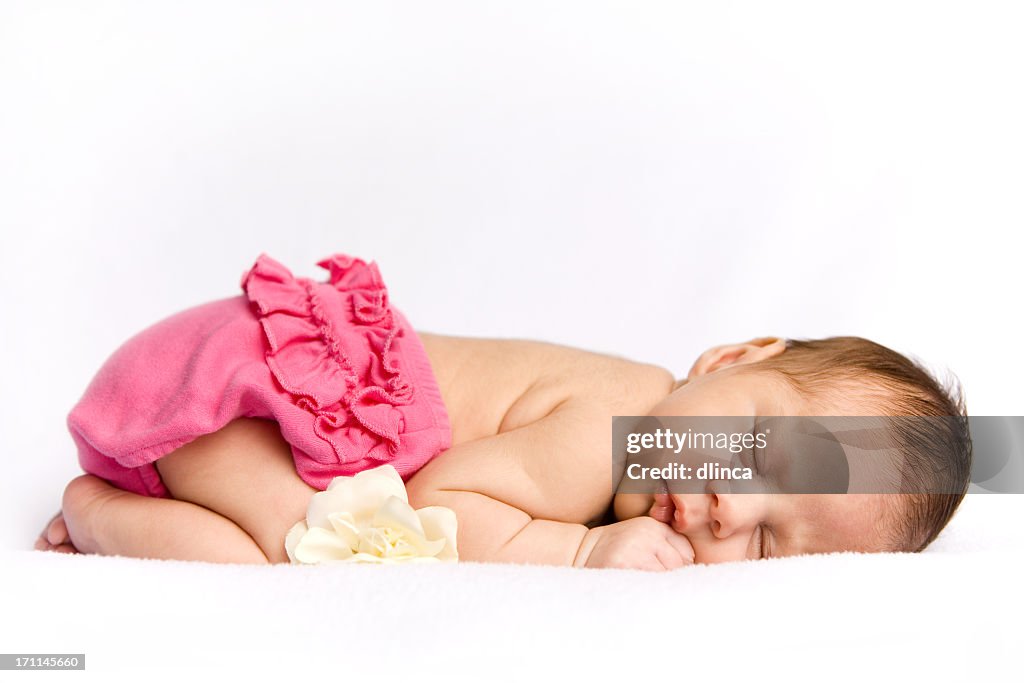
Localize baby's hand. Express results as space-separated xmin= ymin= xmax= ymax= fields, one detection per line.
xmin=578 ymin=517 xmax=694 ymax=571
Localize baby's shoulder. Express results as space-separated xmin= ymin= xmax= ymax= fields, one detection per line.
xmin=418 ymin=333 xmax=674 ymax=441
xmin=504 ymin=343 xmax=675 ymax=430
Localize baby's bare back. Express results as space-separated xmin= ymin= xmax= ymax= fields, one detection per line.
xmin=418 ymin=332 xmax=674 ymax=448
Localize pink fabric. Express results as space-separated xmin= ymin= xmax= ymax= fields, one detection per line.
xmin=67 ymin=253 xmax=452 ymax=497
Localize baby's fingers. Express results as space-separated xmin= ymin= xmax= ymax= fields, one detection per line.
xmin=654 ymin=544 xmax=686 ymax=570
xmin=653 ymin=533 xmax=695 ymax=570
xmin=663 ymin=530 xmax=695 ymax=565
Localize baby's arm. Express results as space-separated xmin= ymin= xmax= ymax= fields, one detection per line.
xmin=406 ymin=400 xmax=694 ymax=569
xmin=408 ymin=399 xmax=618 ymax=524
xmin=416 ymin=488 xmax=589 ymax=566
xmin=408 ymin=486 xmax=693 ymax=569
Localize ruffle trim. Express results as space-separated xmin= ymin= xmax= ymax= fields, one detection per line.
xmin=240 ymin=253 xmax=416 ymax=464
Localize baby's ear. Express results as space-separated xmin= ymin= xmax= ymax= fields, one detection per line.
xmin=687 ymin=337 xmax=786 ymax=379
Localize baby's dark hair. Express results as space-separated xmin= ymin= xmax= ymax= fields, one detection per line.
xmin=746 ymin=336 xmax=972 ymax=553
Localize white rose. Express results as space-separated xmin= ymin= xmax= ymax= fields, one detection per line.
xmin=284 ymin=464 xmax=458 ymax=564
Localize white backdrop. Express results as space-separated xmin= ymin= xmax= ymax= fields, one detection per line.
xmin=1 ymin=1 xmax=1022 ymax=679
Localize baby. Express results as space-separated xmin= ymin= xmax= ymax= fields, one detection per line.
xmin=35 ymin=253 xmax=972 ymax=569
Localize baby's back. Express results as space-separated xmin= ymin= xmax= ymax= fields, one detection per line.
xmin=418 ymin=332 xmax=675 ymax=447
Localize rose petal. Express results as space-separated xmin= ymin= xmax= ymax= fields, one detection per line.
xmin=349 ymin=465 xmax=408 ymax=504
xmin=370 ymin=497 xmax=448 ymax=557
xmin=415 ymin=506 xmax=459 ymax=561
xmin=310 ymin=466 xmax=407 ymax=528
xmin=372 ymin=495 xmax=427 ymax=538
xmin=284 ymin=521 xmax=308 ymax=563
xmin=293 ymin=526 xmax=356 ymax=564
xmin=356 ymin=526 xmax=419 ymax=559
xmin=325 ymin=511 xmax=360 ymax=548
xmin=305 ymin=486 xmax=356 ymax=530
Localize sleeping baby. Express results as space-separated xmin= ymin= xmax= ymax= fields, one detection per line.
xmin=35 ymin=253 xmax=972 ymax=568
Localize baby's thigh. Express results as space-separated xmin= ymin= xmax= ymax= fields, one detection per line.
xmin=155 ymin=418 xmax=317 ymax=563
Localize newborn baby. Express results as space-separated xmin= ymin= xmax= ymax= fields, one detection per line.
xmin=36 ymin=253 xmax=972 ymax=568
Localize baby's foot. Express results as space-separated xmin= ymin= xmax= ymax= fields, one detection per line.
xmin=50 ymin=475 xmax=127 ymax=555
xmin=34 ymin=511 xmax=80 ymax=554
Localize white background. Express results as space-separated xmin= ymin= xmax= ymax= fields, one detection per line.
xmin=1 ymin=1 xmax=1022 ymax=680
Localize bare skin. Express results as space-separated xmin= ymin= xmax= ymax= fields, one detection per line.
xmin=37 ymin=334 xmax=891 ymax=567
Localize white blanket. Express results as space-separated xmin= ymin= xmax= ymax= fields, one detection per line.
xmin=3 ymin=495 xmax=1021 ymax=681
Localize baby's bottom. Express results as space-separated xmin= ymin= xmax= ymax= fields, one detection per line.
xmin=37 ymin=418 xmax=318 ymax=564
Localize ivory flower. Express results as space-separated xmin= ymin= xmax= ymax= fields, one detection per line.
xmin=284 ymin=464 xmax=458 ymax=564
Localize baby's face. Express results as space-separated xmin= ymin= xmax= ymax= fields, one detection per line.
xmin=651 ymin=491 xmax=888 ymax=563
xmin=641 ymin=364 xmax=892 ymax=563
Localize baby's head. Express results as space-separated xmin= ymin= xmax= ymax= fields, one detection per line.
xmin=643 ymin=335 xmax=971 ymax=563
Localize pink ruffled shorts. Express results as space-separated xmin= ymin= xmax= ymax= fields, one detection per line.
xmin=67 ymin=253 xmax=452 ymax=498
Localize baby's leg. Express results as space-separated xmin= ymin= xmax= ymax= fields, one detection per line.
xmin=38 ymin=417 xmax=313 ymax=564
xmin=154 ymin=417 xmax=318 ymax=563
xmin=58 ymin=474 xmax=269 ymax=564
